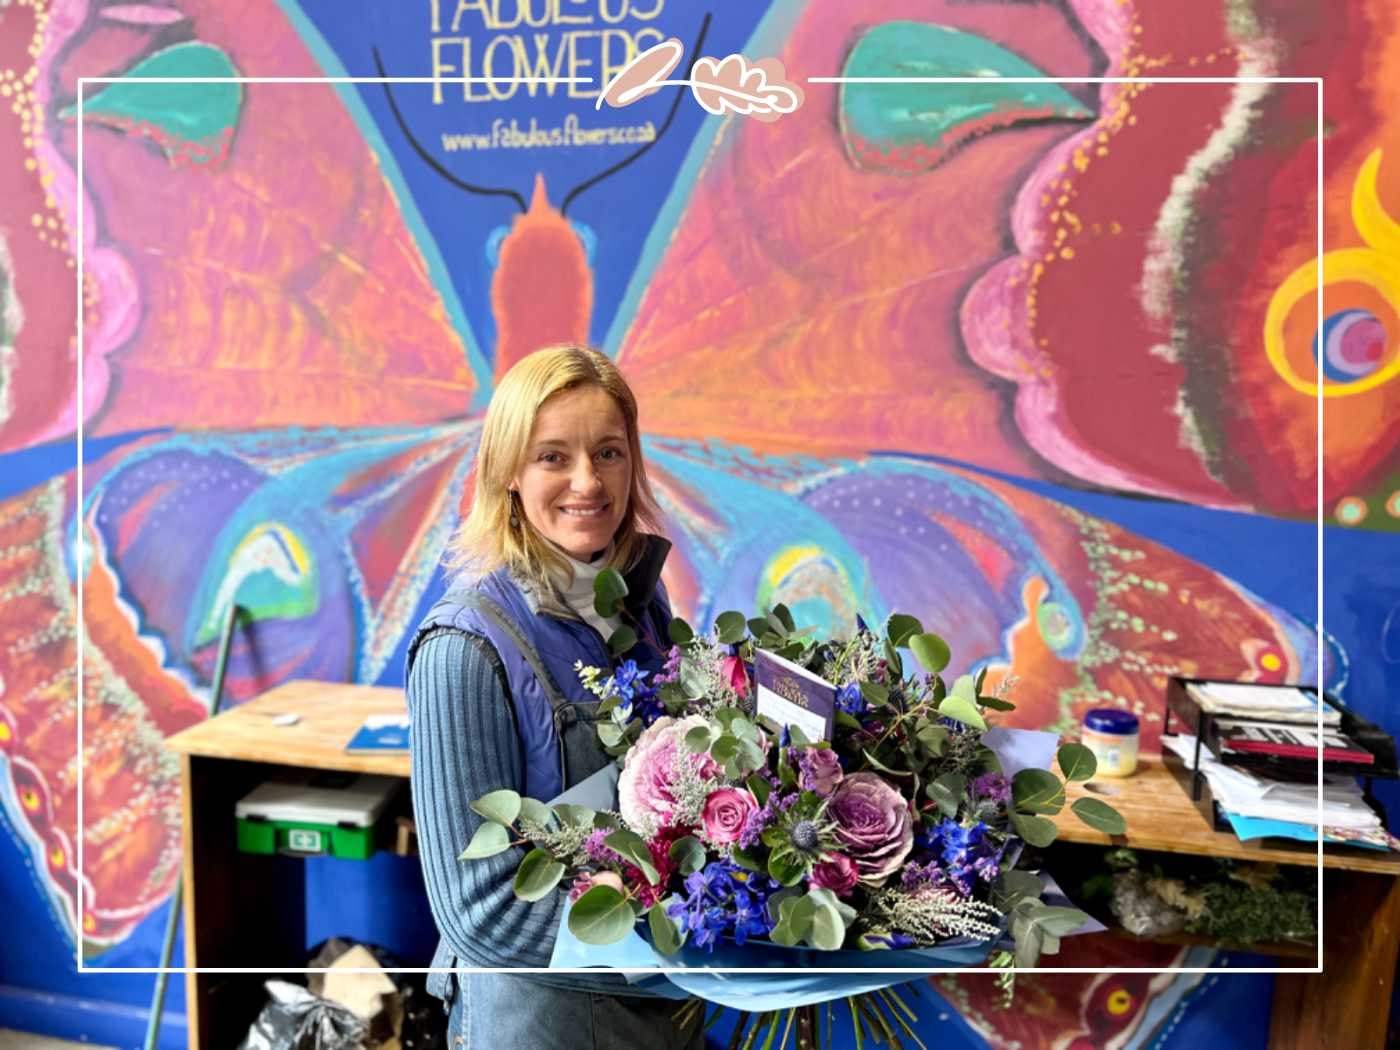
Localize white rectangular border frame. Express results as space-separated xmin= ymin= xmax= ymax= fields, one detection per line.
xmin=75 ymin=74 xmax=1326 ymax=977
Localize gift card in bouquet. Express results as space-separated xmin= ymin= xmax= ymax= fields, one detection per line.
xmin=753 ymin=649 xmax=836 ymax=742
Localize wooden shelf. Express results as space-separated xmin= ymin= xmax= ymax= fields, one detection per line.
xmin=1048 ymin=757 xmax=1400 ymax=876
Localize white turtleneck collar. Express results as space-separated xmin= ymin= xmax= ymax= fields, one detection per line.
xmin=551 ymin=545 xmax=622 ymax=642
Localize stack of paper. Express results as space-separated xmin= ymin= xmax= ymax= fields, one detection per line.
xmin=1163 ymin=734 xmax=1386 ymax=848
xmin=1185 ymin=681 xmax=1340 ymax=726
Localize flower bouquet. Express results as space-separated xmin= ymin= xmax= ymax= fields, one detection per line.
xmin=461 ymin=574 xmax=1125 ymax=1046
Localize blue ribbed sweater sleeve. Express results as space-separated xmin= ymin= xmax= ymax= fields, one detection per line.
xmin=406 ymin=627 xmax=563 ymax=968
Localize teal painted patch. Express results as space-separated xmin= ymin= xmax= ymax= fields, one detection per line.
xmin=64 ymin=42 xmax=243 ymax=164
xmin=839 ymin=22 xmax=1093 ymax=173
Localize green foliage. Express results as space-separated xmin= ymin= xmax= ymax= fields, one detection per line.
xmin=1071 ymin=797 xmax=1127 ymax=835
xmin=568 ymin=884 xmax=635 ymax=945
xmin=593 ymin=568 xmax=628 ymax=618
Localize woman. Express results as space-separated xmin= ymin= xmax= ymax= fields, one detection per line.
xmin=405 ymin=346 xmax=703 ymax=1049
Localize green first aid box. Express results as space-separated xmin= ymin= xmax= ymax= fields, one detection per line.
xmin=235 ymin=772 xmax=401 ymax=860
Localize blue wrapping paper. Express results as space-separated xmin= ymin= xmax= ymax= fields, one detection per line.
xmin=542 ymin=728 xmax=1103 ymax=1009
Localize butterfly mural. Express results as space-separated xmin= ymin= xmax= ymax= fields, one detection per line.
xmin=0 ymin=0 xmax=1391 ymax=1044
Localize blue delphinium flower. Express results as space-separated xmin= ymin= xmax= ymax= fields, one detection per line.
xmin=666 ymin=860 xmax=778 ymax=951
xmin=864 ymin=931 xmax=917 ymax=949
xmin=836 ymin=683 xmax=866 ymax=716
xmin=934 ymin=818 xmax=985 ymax=864
xmin=610 ymin=659 xmax=647 ymax=700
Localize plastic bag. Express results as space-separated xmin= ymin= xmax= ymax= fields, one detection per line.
xmin=237 ymin=980 xmax=369 ymax=1050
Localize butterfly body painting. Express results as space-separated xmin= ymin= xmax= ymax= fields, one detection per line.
xmin=0 ymin=10 xmax=1370 ymax=1045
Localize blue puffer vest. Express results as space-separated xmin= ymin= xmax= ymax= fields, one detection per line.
xmin=405 ymin=534 xmax=674 ymax=802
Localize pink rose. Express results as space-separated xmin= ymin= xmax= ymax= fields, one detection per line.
xmin=618 ymin=715 xmax=715 ymax=835
xmin=700 ymin=787 xmax=758 ymax=846
xmin=721 ymin=654 xmax=750 ymax=698
xmin=828 ymin=772 xmax=914 ymax=887
xmin=810 ymin=853 xmax=860 ymax=897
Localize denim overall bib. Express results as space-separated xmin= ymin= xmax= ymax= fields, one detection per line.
xmin=405 ymin=539 xmax=703 ymax=1048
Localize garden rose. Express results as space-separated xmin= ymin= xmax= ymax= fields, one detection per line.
xmin=828 ymin=772 xmax=914 ymax=887
xmin=700 ymin=787 xmax=758 ymax=845
xmin=796 ymin=747 xmax=843 ymax=795
xmin=811 ymin=853 xmax=860 ymax=897
xmin=618 ymin=715 xmax=715 ymax=835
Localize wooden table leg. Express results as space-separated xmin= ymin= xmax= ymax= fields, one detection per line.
xmin=1268 ymin=870 xmax=1400 ymax=1049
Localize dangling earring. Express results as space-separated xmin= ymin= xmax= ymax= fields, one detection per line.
xmin=509 ymin=491 xmax=519 ymax=528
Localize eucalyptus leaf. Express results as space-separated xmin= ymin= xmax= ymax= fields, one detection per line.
xmin=937 ymin=694 xmax=988 ymax=731
xmin=1057 ymin=742 xmax=1098 ymax=782
xmin=469 ymin=790 xmax=521 ymax=827
xmin=667 ymin=616 xmax=694 ymax=645
xmin=993 ymin=870 xmax=1044 ymax=910
xmin=909 ymin=632 xmax=951 ymax=674
xmin=648 ymin=904 xmax=683 ymax=954
xmin=607 ymin=625 xmax=638 ymax=657
xmin=598 ymin=722 xmax=624 ymax=747
xmin=748 ymin=617 xmax=776 ymax=640
xmin=1011 ymin=768 xmax=1067 ymax=814
xmin=738 ymin=740 xmax=766 ymax=773
xmin=915 ymin=723 xmax=948 ymax=757
xmin=684 ymin=725 xmax=713 ymax=753
xmin=886 ymin=614 xmax=923 ymax=648
xmin=1071 ymin=796 xmax=1127 ymax=835
xmin=459 ymin=822 xmax=511 ymax=860
xmin=604 ymin=829 xmax=660 ymax=884
xmin=712 ymin=736 xmax=740 ymax=765
xmin=859 ymin=681 xmax=890 ymax=708
xmin=926 ymin=773 xmax=967 ymax=818
xmin=765 ymin=611 xmax=790 ymax=638
xmin=552 ymin=804 xmax=595 ymax=828
xmin=715 ymin=610 xmax=748 ymax=644
xmin=979 ymin=695 xmax=1016 ymax=712
xmin=806 ymin=888 xmax=848 ymax=950
xmin=1014 ymin=922 xmax=1046 ymax=968
xmin=517 ymin=797 xmax=552 ymax=827
xmin=568 ymin=885 xmax=635 ymax=945
xmin=1009 ymin=811 xmax=1058 ymax=848
xmin=513 ymin=848 xmax=565 ymax=901
xmin=768 ymin=848 xmax=807 ymax=887
xmin=593 ymin=568 xmax=629 ymax=619
xmin=772 ymin=604 xmax=796 ymax=633
xmin=1033 ymin=905 xmax=1089 ymax=937
xmin=669 ymin=835 xmax=706 ymax=875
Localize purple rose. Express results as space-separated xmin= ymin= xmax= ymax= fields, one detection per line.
xmin=810 ymin=853 xmax=860 ymax=897
xmin=828 ymin=772 xmax=915 ymax=887
xmin=796 ymin=747 xmax=844 ymax=795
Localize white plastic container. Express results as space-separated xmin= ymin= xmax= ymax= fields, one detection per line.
xmin=1081 ymin=708 xmax=1140 ymax=777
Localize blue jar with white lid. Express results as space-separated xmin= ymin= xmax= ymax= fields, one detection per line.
xmin=1081 ymin=708 xmax=1140 ymax=777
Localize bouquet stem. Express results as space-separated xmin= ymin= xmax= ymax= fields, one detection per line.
xmin=677 ymin=991 xmax=922 ymax=1050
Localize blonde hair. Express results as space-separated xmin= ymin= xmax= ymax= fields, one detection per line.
xmin=443 ymin=345 xmax=664 ymax=588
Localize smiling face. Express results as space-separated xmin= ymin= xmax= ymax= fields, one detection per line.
xmin=512 ymin=383 xmax=632 ymax=561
